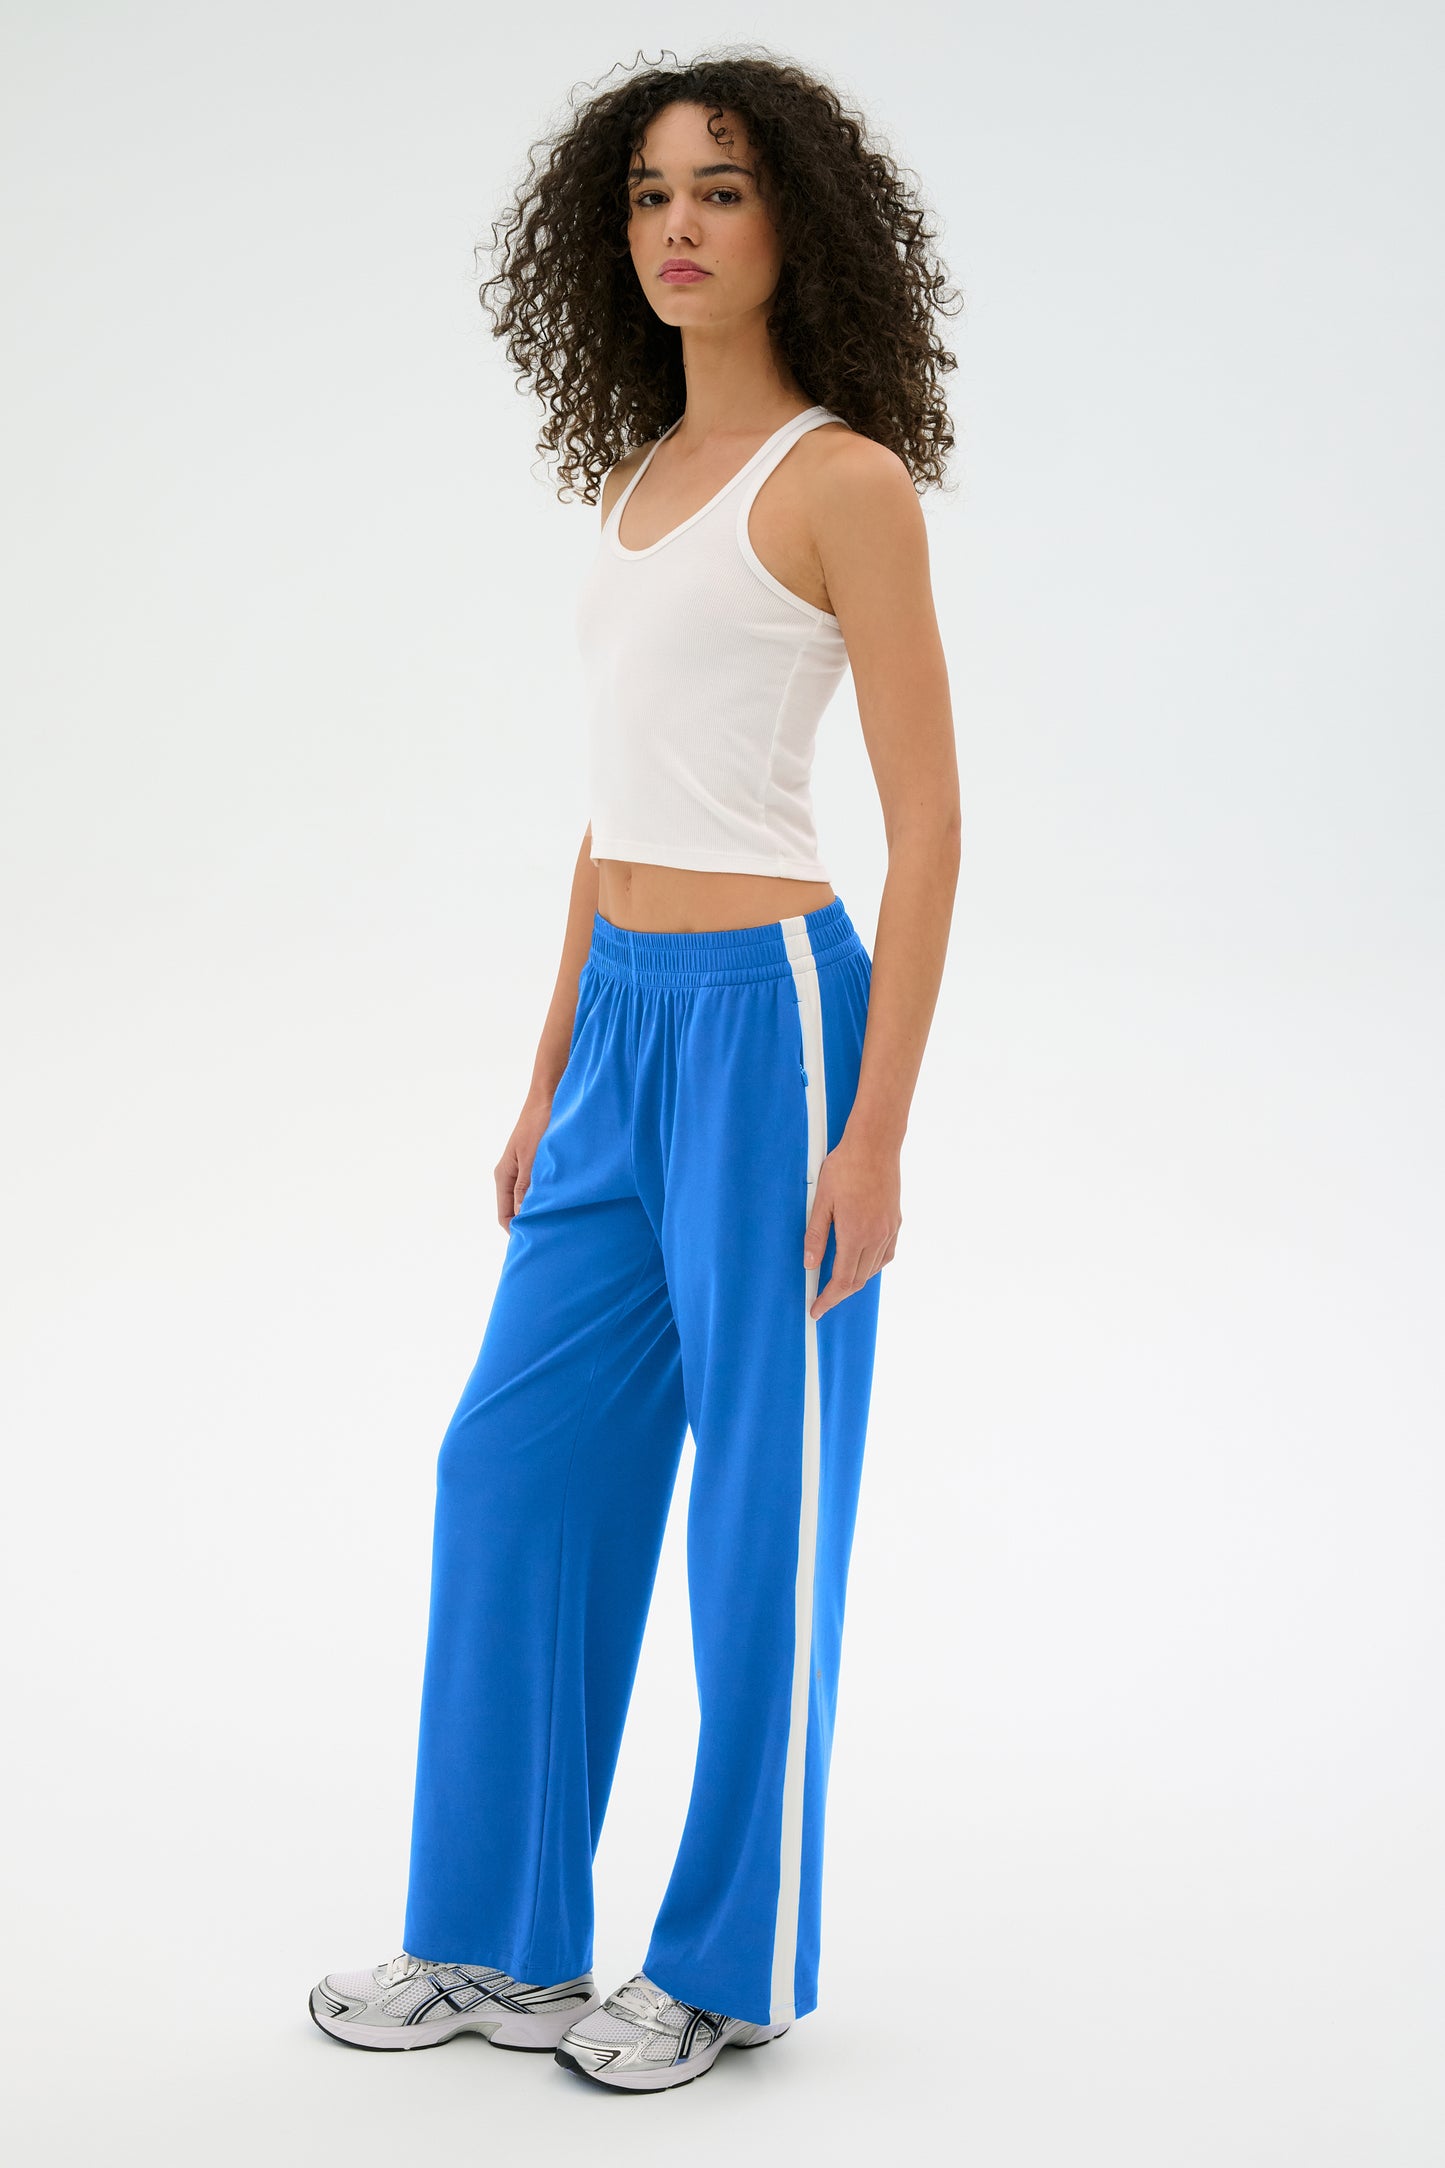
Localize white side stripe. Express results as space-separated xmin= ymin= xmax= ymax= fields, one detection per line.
xmin=771 ymin=914 xmax=828 ymax=2025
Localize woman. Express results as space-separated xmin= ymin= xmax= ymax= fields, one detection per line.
xmin=309 ymin=50 xmax=961 ymax=2093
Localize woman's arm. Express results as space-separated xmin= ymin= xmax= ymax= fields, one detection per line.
xmin=804 ymin=437 xmax=962 ymax=1317
xmin=495 ymin=824 xmax=599 ymax=1228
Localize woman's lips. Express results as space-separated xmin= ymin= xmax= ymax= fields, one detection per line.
xmin=660 ymin=265 xmax=710 ymax=283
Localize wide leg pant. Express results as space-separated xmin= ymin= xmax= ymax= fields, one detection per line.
xmin=401 ymin=896 xmax=882 ymax=2026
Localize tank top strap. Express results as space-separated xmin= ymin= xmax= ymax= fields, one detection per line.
xmin=603 ymin=415 xmax=684 ymax=537
xmin=603 ymin=406 xmax=846 ymax=553
xmin=732 ymin=406 xmax=843 ymax=517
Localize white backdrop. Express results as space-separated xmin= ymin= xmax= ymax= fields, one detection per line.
xmin=2 ymin=3 xmax=1441 ymax=2161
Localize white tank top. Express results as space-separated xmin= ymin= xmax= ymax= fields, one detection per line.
xmin=574 ymin=404 xmax=851 ymax=880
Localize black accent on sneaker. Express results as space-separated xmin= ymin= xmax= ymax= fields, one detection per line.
xmin=553 ymin=2044 xmax=694 ymax=2093
xmin=552 ymin=2025 xmax=789 ymax=2093
xmin=308 ymin=1997 xmax=449 ymax=2053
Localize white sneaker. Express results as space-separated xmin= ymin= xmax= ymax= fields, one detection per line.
xmin=554 ymin=1971 xmax=791 ymax=2091
xmin=309 ymin=1949 xmax=601 ymax=2052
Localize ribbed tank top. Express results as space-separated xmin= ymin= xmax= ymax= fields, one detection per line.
xmin=574 ymin=404 xmax=852 ymax=880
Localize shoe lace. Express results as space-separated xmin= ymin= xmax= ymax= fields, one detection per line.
xmin=607 ymin=1973 xmax=672 ymax=2022
xmin=376 ymin=1949 xmax=500 ymax=1989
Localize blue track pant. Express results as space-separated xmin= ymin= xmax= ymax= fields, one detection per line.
xmin=402 ymin=896 xmax=881 ymax=2026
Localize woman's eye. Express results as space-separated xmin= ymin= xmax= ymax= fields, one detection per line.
xmin=631 ymin=189 xmax=743 ymax=209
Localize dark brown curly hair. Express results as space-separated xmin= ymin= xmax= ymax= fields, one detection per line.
xmin=476 ymin=46 xmax=963 ymax=503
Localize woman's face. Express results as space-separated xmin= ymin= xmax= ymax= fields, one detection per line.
xmin=626 ymin=101 xmax=784 ymax=329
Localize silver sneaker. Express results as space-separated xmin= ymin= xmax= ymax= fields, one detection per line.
xmin=309 ymin=1949 xmax=601 ymax=2052
xmin=554 ymin=1970 xmax=790 ymax=2091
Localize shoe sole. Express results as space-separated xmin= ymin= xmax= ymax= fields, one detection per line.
xmin=309 ymin=1985 xmax=602 ymax=2053
xmin=554 ymin=2022 xmax=790 ymax=2092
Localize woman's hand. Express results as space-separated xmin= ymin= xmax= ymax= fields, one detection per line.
xmin=803 ymin=1129 xmax=902 ymax=1319
xmin=495 ymin=1090 xmax=554 ymax=1230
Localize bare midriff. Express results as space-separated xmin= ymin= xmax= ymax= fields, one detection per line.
xmin=595 ymin=858 xmax=836 ymax=935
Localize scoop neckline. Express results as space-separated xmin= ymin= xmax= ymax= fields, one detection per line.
xmin=607 ymin=405 xmax=832 ymax=559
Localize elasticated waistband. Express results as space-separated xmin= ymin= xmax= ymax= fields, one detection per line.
xmin=587 ymin=894 xmax=862 ymax=988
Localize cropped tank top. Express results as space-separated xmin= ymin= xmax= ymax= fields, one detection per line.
xmin=574 ymin=404 xmax=852 ymax=880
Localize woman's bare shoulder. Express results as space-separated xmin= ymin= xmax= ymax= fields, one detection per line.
xmin=809 ymin=419 xmax=915 ymax=501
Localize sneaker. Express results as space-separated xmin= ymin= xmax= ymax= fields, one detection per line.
xmin=309 ymin=1949 xmax=601 ymax=2052
xmin=554 ymin=1970 xmax=791 ymax=2091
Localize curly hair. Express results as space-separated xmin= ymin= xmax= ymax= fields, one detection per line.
xmin=476 ymin=46 xmax=963 ymax=502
